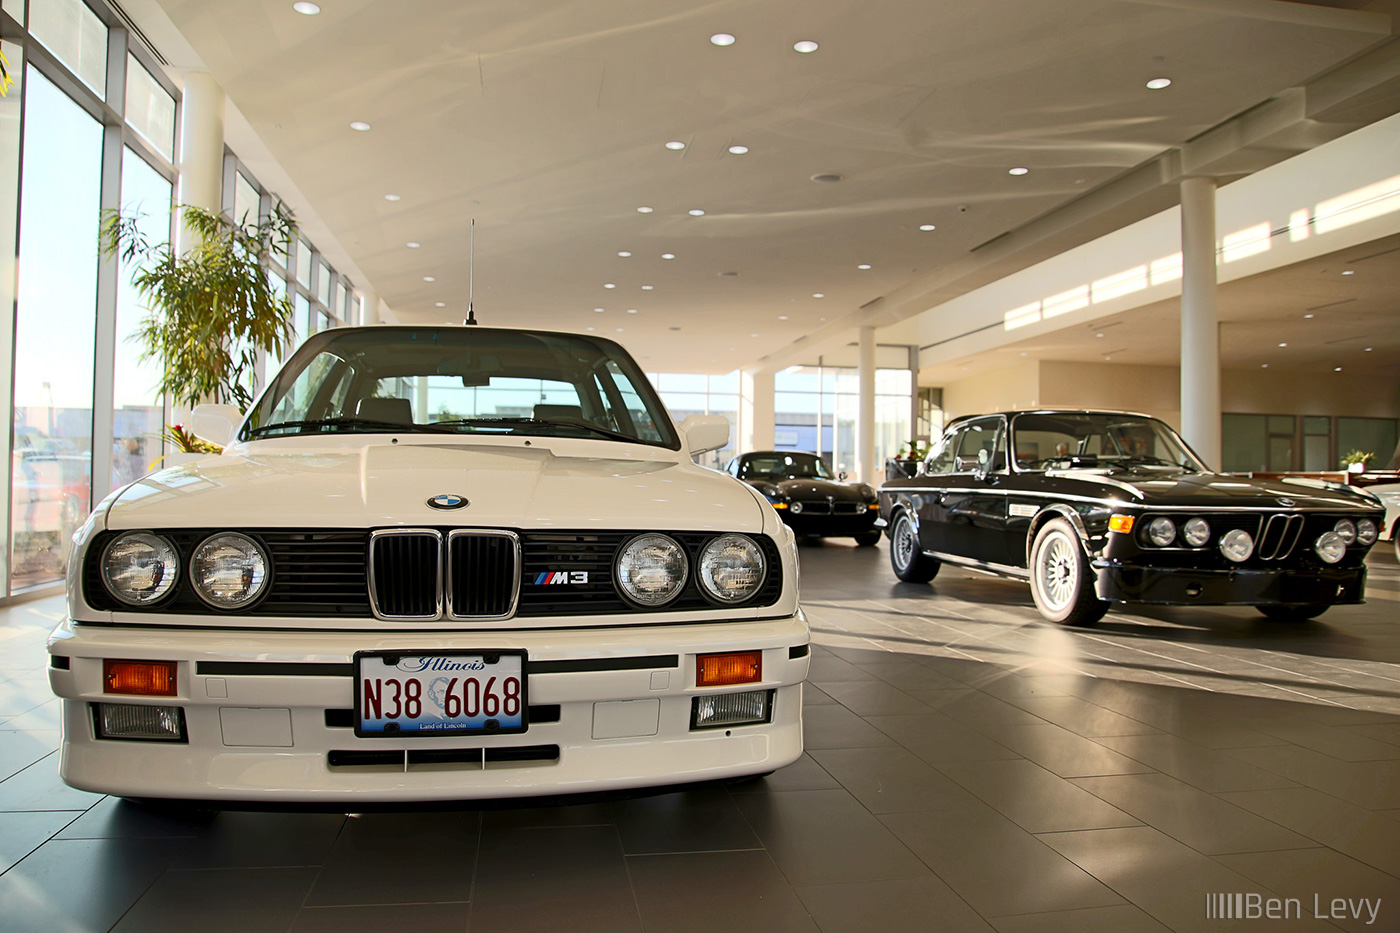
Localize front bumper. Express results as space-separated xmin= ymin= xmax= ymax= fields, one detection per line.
xmin=47 ymin=613 xmax=808 ymax=802
xmin=778 ymin=510 xmax=882 ymax=537
xmin=1092 ymin=560 xmax=1367 ymax=606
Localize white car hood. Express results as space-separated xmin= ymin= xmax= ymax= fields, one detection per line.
xmin=105 ymin=438 xmax=764 ymax=533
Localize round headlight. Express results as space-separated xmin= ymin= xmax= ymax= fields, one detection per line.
xmin=1147 ymin=517 xmax=1176 ymax=547
xmin=101 ymin=533 xmax=180 ymax=606
xmin=1332 ymin=519 xmax=1356 ymax=545
xmin=616 ymin=534 xmax=688 ymax=606
xmin=1182 ymin=517 xmax=1211 ymax=548
xmin=1220 ymin=528 xmax=1254 ymax=562
xmin=790 ymin=501 xmax=804 ymax=514
xmin=698 ymin=534 xmax=767 ymax=604
xmin=190 ymin=533 xmax=270 ymax=609
xmin=1356 ymin=518 xmax=1378 ymax=546
xmin=1314 ymin=531 xmax=1346 ymax=564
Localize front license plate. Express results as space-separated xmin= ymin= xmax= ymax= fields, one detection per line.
xmin=353 ymin=650 xmax=528 ymax=737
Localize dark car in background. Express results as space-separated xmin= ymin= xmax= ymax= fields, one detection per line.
xmin=879 ymin=410 xmax=1385 ymax=625
xmin=728 ymin=450 xmax=883 ymax=546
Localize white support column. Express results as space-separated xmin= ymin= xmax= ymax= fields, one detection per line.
xmin=1180 ymin=176 xmax=1221 ymax=469
xmin=357 ymin=289 xmax=381 ymax=325
xmin=175 ymin=72 xmax=225 ymax=252
xmin=751 ymin=371 xmax=775 ymax=450
xmin=857 ymin=326 xmax=876 ymax=484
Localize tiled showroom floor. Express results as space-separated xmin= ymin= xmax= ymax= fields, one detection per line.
xmin=1 ymin=543 xmax=1398 ymax=932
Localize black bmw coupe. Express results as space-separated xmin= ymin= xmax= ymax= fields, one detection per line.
xmin=728 ymin=450 xmax=883 ymax=546
xmin=879 ymin=410 xmax=1385 ymax=625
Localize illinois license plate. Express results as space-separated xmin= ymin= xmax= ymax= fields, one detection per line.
xmin=353 ymin=650 xmax=528 ymax=737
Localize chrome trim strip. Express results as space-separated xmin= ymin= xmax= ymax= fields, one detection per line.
xmin=924 ymin=551 xmax=1028 ymax=579
xmin=445 ymin=529 xmax=522 ymax=621
xmin=889 ymin=485 xmax=1377 ymax=513
xmin=368 ymin=528 xmax=444 ymax=621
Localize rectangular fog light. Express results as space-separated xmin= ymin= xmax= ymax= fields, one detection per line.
xmin=691 ymin=689 xmax=773 ymax=730
xmin=94 ymin=703 xmax=187 ymax=742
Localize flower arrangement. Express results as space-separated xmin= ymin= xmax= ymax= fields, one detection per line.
xmin=1340 ymin=450 xmax=1375 ymax=472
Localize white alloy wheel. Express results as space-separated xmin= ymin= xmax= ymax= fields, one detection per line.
xmin=1029 ymin=517 xmax=1108 ymax=626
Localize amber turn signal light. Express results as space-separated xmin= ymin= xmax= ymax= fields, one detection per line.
xmin=104 ymin=659 xmax=178 ymax=697
xmin=696 ymin=651 xmax=762 ymax=687
xmin=1108 ymin=514 xmax=1135 ymax=534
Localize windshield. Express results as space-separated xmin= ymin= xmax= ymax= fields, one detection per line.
xmin=243 ymin=326 xmax=680 ymax=449
xmin=739 ymin=453 xmax=833 ymax=481
xmin=1011 ymin=412 xmax=1204 ymax=472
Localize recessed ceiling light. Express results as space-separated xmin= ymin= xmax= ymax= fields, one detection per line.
xmin=1304 ymin=313 xmax=1315 ymax=319
xmin=688 ymin=209 xmax=706 ymax=216
xmin=1342 ymin=269 xmax=1355 ymax=275
xmin=292 ymin=1 xmax=320 ymax=13
xmin=857 ymin=264 xmax=871 ymax=270
xmin=919 ymin=224 xmax=936 ymax=232
xmin=350 ymin=121 xmax=371 ymax=132
xmin=1146 ymin=77 xmax=1172 ymax=90
xmin=793 ymin=40 xmax=819 ymax=53
xmin=728 ymin=145 xmax=749 ymax=155
xmin=618 ymin=251 xmax=632 ymax=257
xmin=637 ymin=206 xmax=654 ymax=214
xmin=811 ymin=173 xmax=842 ymax=183
xmin=750 ymin=333 xmax=759 ymax=338
xmin=406 ymin=241 xmax=420 ymax=248
xmin=664 ymin=141 xmax=686 ymax=150
xmin=812 ymin=293 xmax=824 ymax=299
xmin=434 ymin=301 xmax=446 ymax=308
xmin=1365 ymin=347 xmax=1374 ymax=351
xmin=1278 ymin=342 xmax=1288 ymax=348
xmin=719 ymin=271 xmax=738 ymax=277
xmin=593 ymin=307 xmax=604 ymax=313
xmin=661 ymin=253 xmax=676 ymax=260
xmin=641 ymin=285 xmax=654 ymax=290
xmin=423 ymin=276 xmax=435 ymax=282
xmin=710 ymin=33 xmax=736 ymax=46
xmin=1334 ymin=366 xmax=1343 ymax=372
xmin=615 ymin=327 xmax=624 ymax=333
xmin=1008 ymin=167 xmax=1029 ymax=176
xmin=778 ymin=315 xmax=788 ymax=321
xmin=603 ymin=283 xmax=616 ymax=289
xmin=383 ymin=194 xmax=401 ymax=202
xmin=586 ymin=326 xmax=596 ymax=332
xmin=1096 ymin=333 xmax=1104 ymax=338
xmin=627 ymin=309 xmax=638 ymax=314
xmin=1261 ymin=363 xmax=1269 ymax=368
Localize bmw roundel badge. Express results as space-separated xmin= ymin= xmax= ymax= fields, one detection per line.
xmin=427 ymin=494 xmax=468 ymax=510
xmin=1277 ymin=497 xmax=1295 ymax=508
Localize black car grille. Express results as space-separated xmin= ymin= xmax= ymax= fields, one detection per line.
xmin=793 ymin=501 xmax=863 ymax=516
xmin=1256 ymin=513 xmax=1303 ymax=561
xmin=84 ymin=528 xmax=782 ymax=619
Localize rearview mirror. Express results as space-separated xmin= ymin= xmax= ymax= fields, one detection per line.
xmin=679 ymin=414 xmax=729 ymax=455
xmin=188 ymin=404 xmax=243 ymax=447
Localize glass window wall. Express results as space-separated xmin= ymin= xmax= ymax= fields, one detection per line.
xmin=123 ymin=53 xmax=174 ymax=161
xmin=28 ymin=0 xmax=108 ymax=98
xmin=12 ymin=66 xmax=102 ymax=589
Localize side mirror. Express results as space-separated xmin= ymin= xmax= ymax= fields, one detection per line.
xmin=188 ymin=404 xmax=244 ymax=447
xmin=679 ymin=414 xmax=730 ymax=455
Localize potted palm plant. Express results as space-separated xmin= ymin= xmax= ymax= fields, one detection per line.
xmin=100 ymin=201 xmax=299 ymax=458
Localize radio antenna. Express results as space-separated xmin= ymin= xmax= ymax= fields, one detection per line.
xmin=464 ymin=218 xmax=478 ymax=325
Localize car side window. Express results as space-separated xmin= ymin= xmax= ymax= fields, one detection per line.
xmin=953 ymin=419 xmax=1003 ymax=473
xmin=925 ymin=429 xmax=963 ymax=475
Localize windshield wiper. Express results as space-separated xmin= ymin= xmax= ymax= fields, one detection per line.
xmin=248 ymin=417 xmax=427 ymax=437
xmin=430 ymin=417 xmax=640 ymax=444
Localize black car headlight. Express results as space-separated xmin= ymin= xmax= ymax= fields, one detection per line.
xmin=190 ymin=533 xmax=270 ymax=609
xmin=698 ymin=534 xmax=766 ymax=604
xmin=616 ymin=534 xmax=688 ymax=606
xmin=1356 ymin=518 xmax=1378 ymax=546
xmin=1314 ymin=531 xmax=1346 ymax=564
xmin=1147 ymin=517 xmax=1176 ymax=547
xmin=1182 ymin=517 xmax=1210 ymax=547
xmin=101 ymin=532 xmax=180 ymax=606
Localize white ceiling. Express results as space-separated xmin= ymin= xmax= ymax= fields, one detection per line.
xmin=139 ymin=0 xmax=1400 ymax=378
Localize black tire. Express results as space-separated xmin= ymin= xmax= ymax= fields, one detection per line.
xmin=855 ymin=531 xmax=881 ymax=548
xmin=889 ymin=511 xmax=940 ymax=583
xmin=1257 ymin=604 xmax=1329 ymax=622
xmin=1029 ymin=517 xmax=1109 ymax=626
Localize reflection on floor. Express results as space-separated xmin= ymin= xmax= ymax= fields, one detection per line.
xmin=1 ymin=544 xmax=1397 ymax=932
